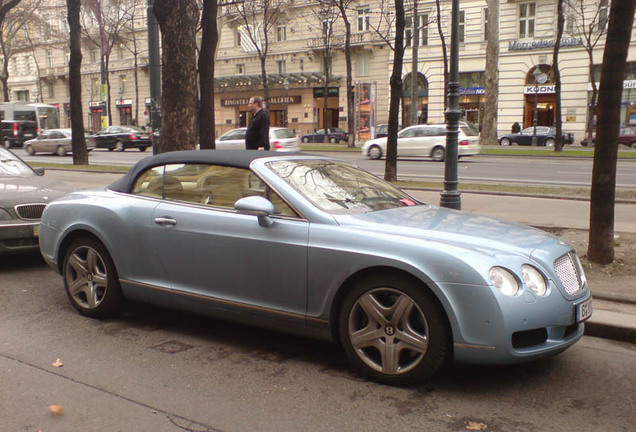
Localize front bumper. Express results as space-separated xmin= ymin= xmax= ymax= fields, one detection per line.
xmin=0 ymin=221 xmax=40 ymax=253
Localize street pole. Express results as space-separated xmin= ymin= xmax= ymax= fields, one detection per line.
xmin=440 ymin=0 xmax=461 ymax=210
xmin=410 ymin=0 xmax=419 ymax=127
xmin=147 ymin=0 xmax=162 ymax=154
xmin=284 ymin=78 xmax=289 ymax=128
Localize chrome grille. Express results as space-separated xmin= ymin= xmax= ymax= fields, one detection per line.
xmin=14 ymin=203 xmax=46 ymax=220
xmin=554 ymin=252 xmax=585 ymax=295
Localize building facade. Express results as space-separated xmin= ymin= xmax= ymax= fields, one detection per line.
xmin=3 ymin=0 xmax=636 ymax=143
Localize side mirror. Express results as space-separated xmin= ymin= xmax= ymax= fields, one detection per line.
xmin=234 ymin=196 xmax=275 ymax=227
xmin=34 ymin=168 xmax=45 ymax=176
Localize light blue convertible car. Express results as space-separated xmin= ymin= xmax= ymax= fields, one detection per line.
xmin=39 ymin=150 xmax=592 ymax=385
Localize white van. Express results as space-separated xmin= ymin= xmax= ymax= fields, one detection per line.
xmin=0 ymin=102 xmax=60 ymax=133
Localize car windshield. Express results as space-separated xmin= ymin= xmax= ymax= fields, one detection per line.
xmin=0 ymin=148 xmax=34 ymax=177
xmin=266 ymin=159 xmax=420 ymax=214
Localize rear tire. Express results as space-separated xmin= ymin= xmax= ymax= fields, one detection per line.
xmin=545 ymin=138 xmax=555 ymax=147
xmin=330 ymin=137 xmax=337 ymax=143
xmin=62 ymin=236 xmax=123 ymax=318
xmin=500 ymin=138 xmax=511 ymax=146
xmin=338 ymin=274 xmax=450 ymax=386
xmin=630 ymin=141 xmax=636 ymax=149
xmin=302 ymin=137 xmax=309 ymax=143
xmin=56 ymin=145 xmax=66 ymax=156
xmin=3 ymin=139 xmax=10 ymax=149
xmin=115 ymin=141 xmax=125 ymax=152
xmin=368 ymin=145 xmax=382 ymax=160
xmin=139 ymin=146 xmax=148 ymax=152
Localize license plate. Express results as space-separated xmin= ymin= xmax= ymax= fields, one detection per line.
xmin=576 ymin=298 xmax=593 ymax=323
xmin=24 ymin=133 xmax=33 ymax=137
xmin=33 ymin=224 xmax=40 ymax=237
xmin=141 ymin=135 xmax=149 ymax=139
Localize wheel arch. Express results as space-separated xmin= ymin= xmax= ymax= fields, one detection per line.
xmin=56 ymin=229 xmax=109 ymax=274
xmin=328 ymin=265 xmax=453 ymax=351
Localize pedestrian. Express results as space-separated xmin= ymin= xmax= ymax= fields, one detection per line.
xmin=245 ymin=96 xmax=270 ymax=150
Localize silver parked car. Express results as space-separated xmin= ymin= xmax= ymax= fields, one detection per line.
xmin=215 ymin=127 xmax=301 ymax=152
xmin=39 ymin=151 xmax=592 ymax=385
xmin=0 ymin=147 xmax=74 ymax=254
xmin=361 ymin=123 xmax=481 ymax=161
xmin=24 ymin=128 xmax=94 ymax=156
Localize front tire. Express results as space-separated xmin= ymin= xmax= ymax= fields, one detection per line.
xmin=431 ymin=146 xmax=446 ymax=162
xmin=62 ymin=237 xmax=123 ymax=318
xmin=630 ymin=141 xmax=636 ymax=149
xmin=302 ymin=137 xmax=309 ymax=143
xmin=25 ymin=144 xmax=35 ymax=155
xmin=338 ymin=275 xmax=450 ymax=386
xmin=139 ymin=146 xmax=148 ymax=152
xmin=500 ymin=138 xmax=511 ymax=146
xmin=330 ymin=137 xmax=337 ymax=143
xmin=56 ymin=145 xmax=67 ymax=156
xmin=545 ymin=138 xmax=555 ymax=147
xmin=115 ymin=141 xmax=125 ymax=152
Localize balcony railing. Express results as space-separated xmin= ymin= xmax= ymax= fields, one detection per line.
xmin=307 ymin=31 xmax=378 ymax=49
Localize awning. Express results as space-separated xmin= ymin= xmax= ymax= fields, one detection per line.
xmin=215 ymin=73 xmax=341 ymax=92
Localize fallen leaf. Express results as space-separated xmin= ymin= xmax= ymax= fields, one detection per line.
xmin=52 ymin=358 xmax=64 ymax=368
xmin=466 ymin=421 xmax=488 ymax=431
xmin=48 ymin=405 xmax=64 ymax=416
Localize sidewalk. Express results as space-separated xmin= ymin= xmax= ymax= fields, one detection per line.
xmin=45 ymin=170 xmax=636 ymax=344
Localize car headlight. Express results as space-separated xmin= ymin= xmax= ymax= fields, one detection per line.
xmin=521 ymin=265 xmax=547 ymax=296
xmin=489 ymin=267 xmax=519 ymax=296
xmin=0 ymin=208 xmax=13 ymax=221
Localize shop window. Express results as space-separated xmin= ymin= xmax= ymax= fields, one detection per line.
xmin=519 ymin=3 xmax=535 ymax=39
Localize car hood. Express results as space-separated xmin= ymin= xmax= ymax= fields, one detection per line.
xmin=333 ymin=204 xmax=569 ymax=260
xmin=0 ymin=175 xmax=75 ymax=206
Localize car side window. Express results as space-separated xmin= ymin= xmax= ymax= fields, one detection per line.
xmin=400 ymin=129 xmax=416 ymax=138
xmin=132 ymin=164 xmax=298 ymax=217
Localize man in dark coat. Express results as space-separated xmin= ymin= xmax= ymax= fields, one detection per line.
xmin=245 ymin=96 xmax=270 ymax=150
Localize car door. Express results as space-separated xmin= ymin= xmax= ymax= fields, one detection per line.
xmin=48 ymin=131 xmax=65 ymax=152
xmin=146 ymin=163 xmax=310 ymax=318
xmin=516 ymin=128 xmax=534 ymax=145
xmin=396 ymin=127 xmax=423 ymax=157
xmin=34 ymin=131 xmax=51 ymax=152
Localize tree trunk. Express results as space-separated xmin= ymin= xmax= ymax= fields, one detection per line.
xmin=552 ymin=0 xmax=564 ymax=152
xmin=482 ymin=0 xmax=499 ymax=146
xmin=338 ymin=5 xmax=355 ymax=148
xmin=67 ymin=0 xmax=88 ymax=165
xmin=588 ymin=0 xmax=636 ymax=264
xmin=198 ymin=0 xmax=218 ymax=150
xmin=153 ymin=0 xmax=199 ymax=152
xmin=385 ymin=0 xmax=405 ymax=182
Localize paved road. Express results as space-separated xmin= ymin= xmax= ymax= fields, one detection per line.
xmin=13 ymin=147 xmax=636 ymax=189
xmin=1 ymin=254 xmax=635 ymax=432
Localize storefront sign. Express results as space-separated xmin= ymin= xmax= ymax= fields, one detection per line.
xmin=587 ymin=79 xmax=636 ymax=91
xmin=268 ymin=95 xmax=301 ymax=105
xmin=524 ymin=85 xmax=555 ymax=94
xmin=115 ymin=99 xmax=133 ymax=107
xmin=313 ymin=87 xmax=340 ymax=97
xmin=89 ymin=101 xmax=105 ymax=109
xmin=221 ymin=98 xmax=251 ymax=107
xmin=509 ymin=37 xmax=583 ymax=51
xmin=460 ymin=87 xmax=485 ymax=95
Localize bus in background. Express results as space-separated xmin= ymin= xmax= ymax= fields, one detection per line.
xmin=0 ymin=102 xmax=60 ymax=133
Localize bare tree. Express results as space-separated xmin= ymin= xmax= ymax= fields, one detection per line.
xmin=197 ymin=0 xmax=218 ymax=149
xmin=153 ymin=0 xmax=199 ymax=152
xmin=482 ymin=0 xmax=499 ymax=146
xmin=588 ymin=0 xmax=635 ymax=264
xmin=565 ymin=0 xmax=609 ymax=146
xmin=385 ymin=0 xmax=405 ymax=182
xmin=0 ymin=0 xmax=26 ymax=101
xmin=327 ymin=0 xmax=355 ymax=147
xmin=67 ymin=0 xmax=89 ymax=164
xmin=551 ymin=0 xmax=565 ymax=152
xmin=435 ymin=0 xmax=448 ymax=110
xmin=224 ymin=0 xmax=286 ymax=104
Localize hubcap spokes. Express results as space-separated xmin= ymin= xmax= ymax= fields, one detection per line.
xmin=349 ymin=288 xmax=429 ymax=375
xmin=66 ymin=246 xmax=108 ymax=309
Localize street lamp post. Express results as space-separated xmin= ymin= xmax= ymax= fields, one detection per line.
xmin=531 ymin=68 xmax=548 ymax=147
xmin=440 ymin=0 xmax=461 ymax=210
xmin=283 ymin=78 xmax=290 ymax=128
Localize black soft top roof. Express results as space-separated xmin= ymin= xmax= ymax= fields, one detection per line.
xmin=108 ymin=149 xmax=281 ymax=193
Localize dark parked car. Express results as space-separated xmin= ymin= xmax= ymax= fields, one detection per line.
xmin=0 ymin=147 xmax=73 ymax=254
xmin=581 ymin=127 xmax=636 ymax=148
xmin=301 ymin=127 xmax=348 ymax=143
xmin=2 ymin=120 xmax=37 ymax=149
xmin=89 ymin=125 xmax=152 ymax=152
xmin=498 ymin=126 xmax=574 ymax=147
xmin=39 ymin=150 xmax=591 ymax=385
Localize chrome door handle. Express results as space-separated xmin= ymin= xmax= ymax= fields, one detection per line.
xmin=154 ymin=217 xmax=177 ymax=226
